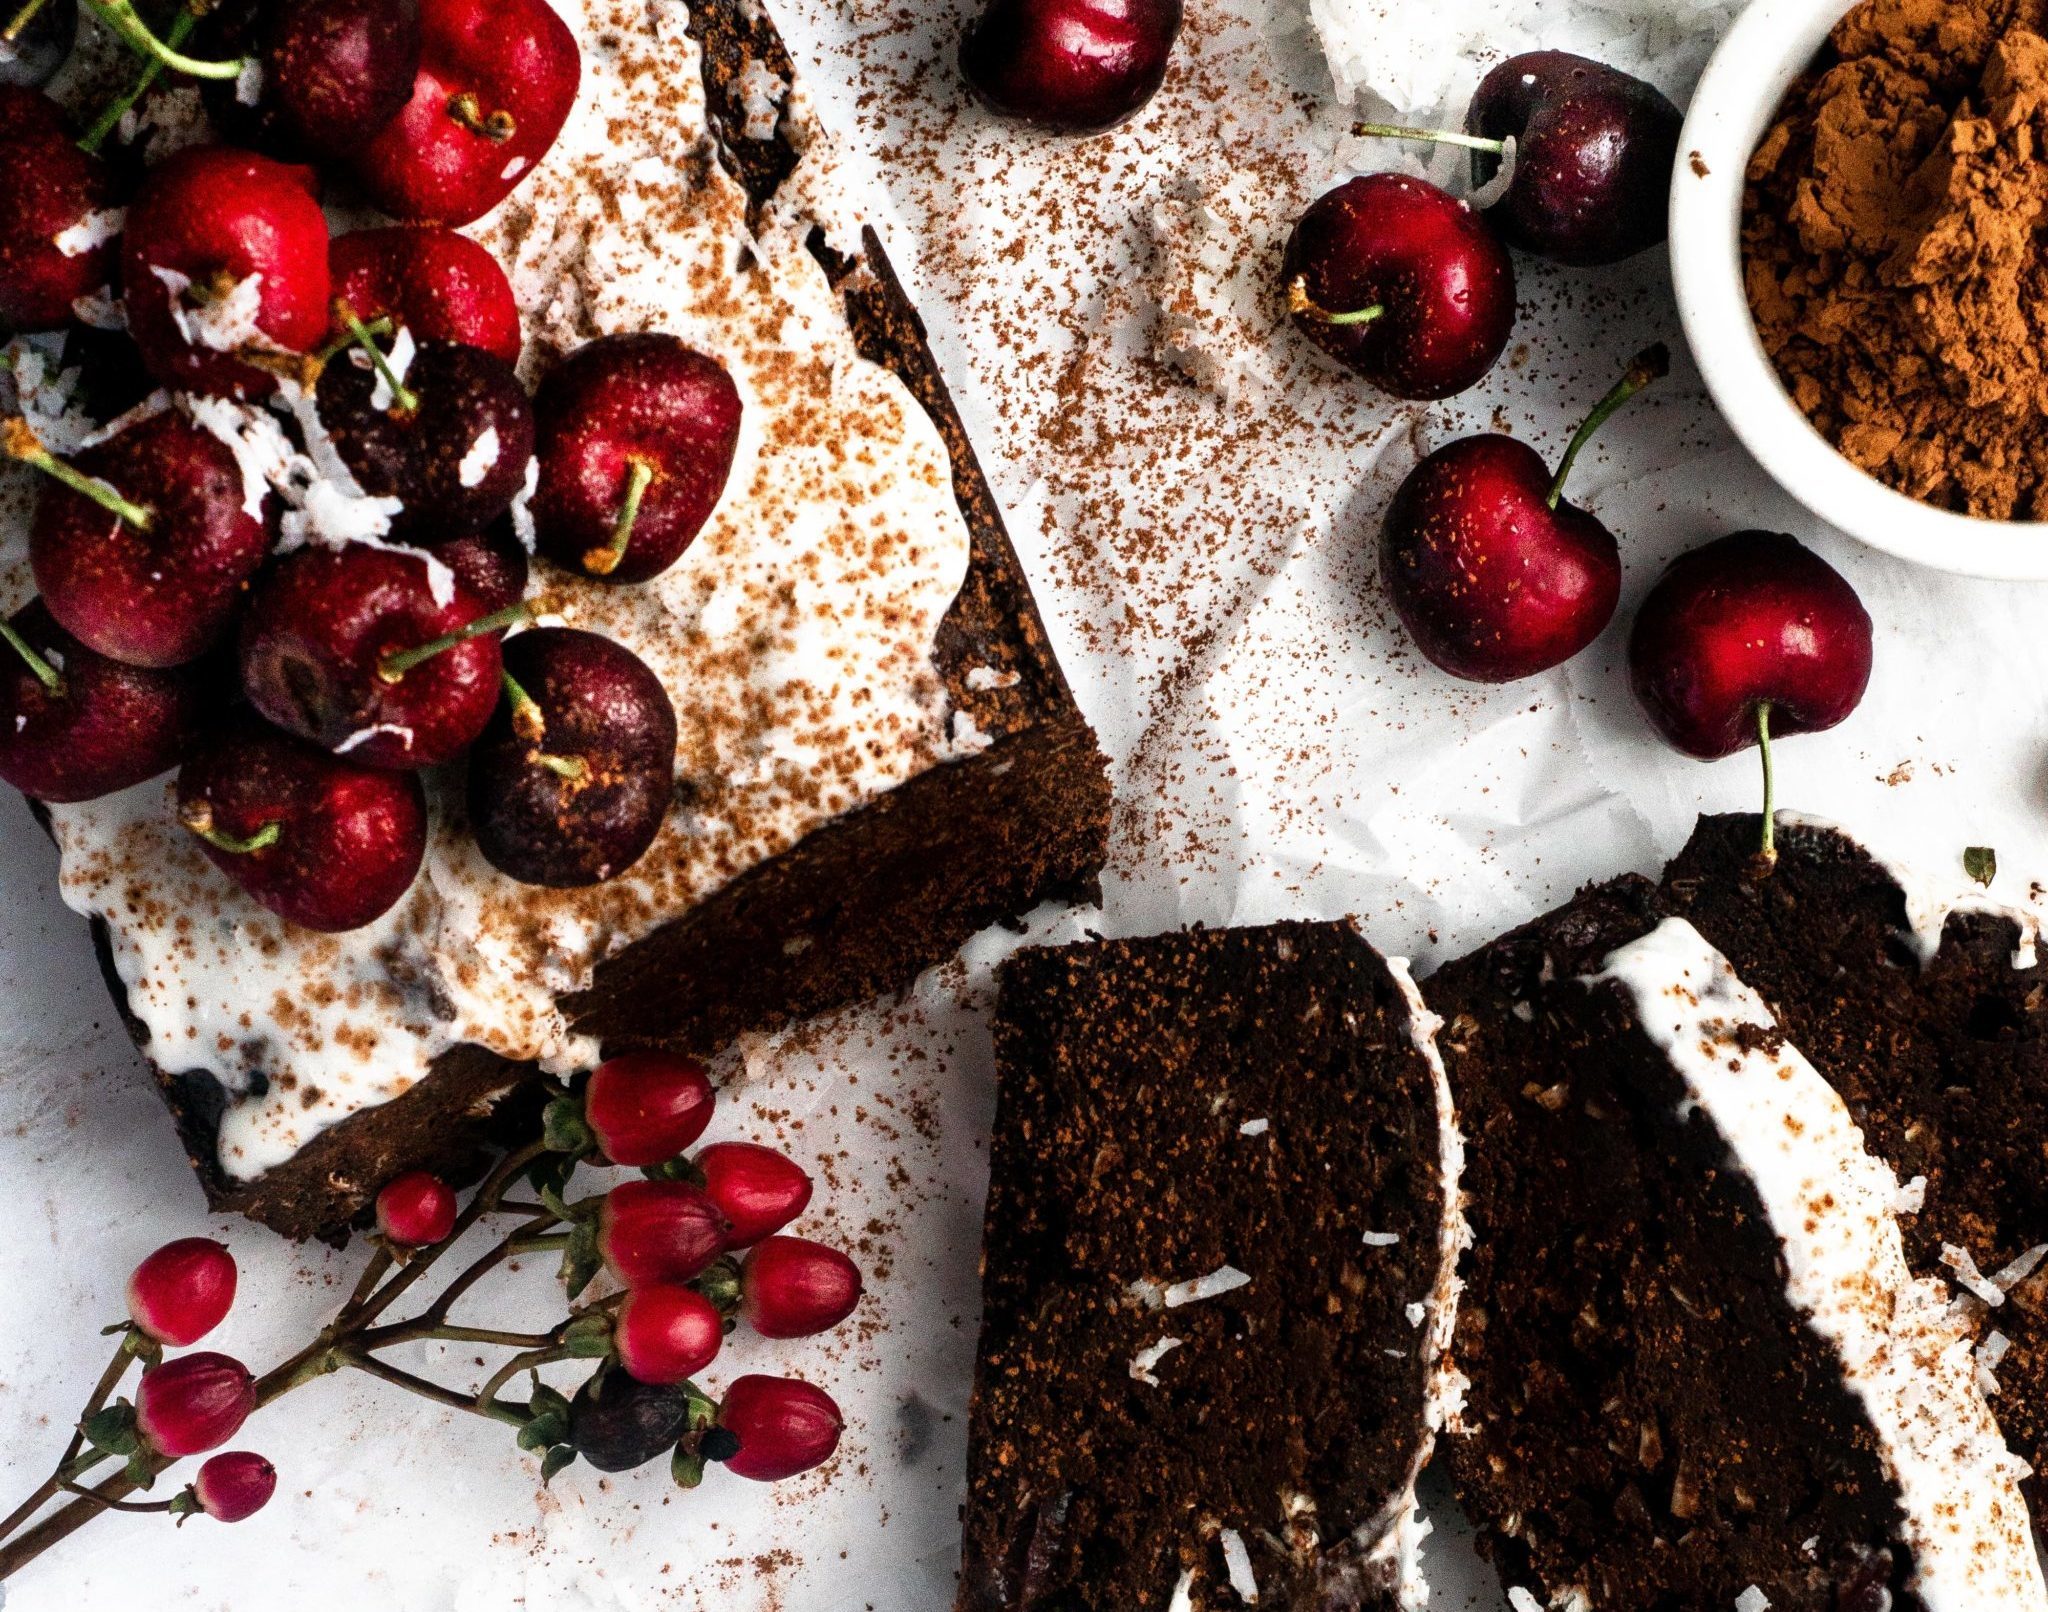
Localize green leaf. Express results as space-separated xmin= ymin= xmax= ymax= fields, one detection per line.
xmin=527 ymin=1381 xmax=572 ymax=1421
xmin=670 ymin=1443 xmax=705 ymax=1489
xmin=540 ymin=1444 xmax=578 ymax=1485
xmin=558 ymin=1220 xmax=601 ymax=1301
xmin=123 ymin=1450 xmax=156 ymax=1489
xmin=524 ymin=1150 xmax=577 ymax=1202
xmin=561 ymin=1313 xmax=613 ymax=1358
xmin=517 ymin=1410 xmax=567 ymax=1452
xmin=542 ymin=1096 xmax=594 ymax=1157
xmin=1966 ymin=846 xmax=1998 ymax=887
xmin=639 ymin=1156 xmax=706 ymax=1186
xmin=81 ymin=1402 xmax=138 ymax=1456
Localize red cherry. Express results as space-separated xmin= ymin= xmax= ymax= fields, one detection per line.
xmin=532 ymin=333 xmax=742 ymax=584
xmin=350 ymin=0 xmax=580 ymax=227
xmin=694 ymin=1141 xmax=812 ymax=1250
xmin=596 ymin=1180 xmax=731 ymax=1288
xmin=330 ymin=226 xmax=522 ymax=366
xmin=238 ymin=542 xmax=507 ymax=770
xmin=248 ymin=0 xmax=423 ymax=161
xmin=738 ymin=1236 xmax=863 ymax=1340
xmin=583 ymin=1052 xmax=714 ymax=1167
xmin=712 ymin=1376 xmax=843 ymax=1483
xmin=960 ymin=0 xmax=1183 ymax=136
xmin=0 ymin=599 xmax=208 ymax=802
xmin=135 ymin=1353 xmax=256 ymax=1458
xmin=614 ymin=1283 xmax=724 ymax=1386
xmin=126 ymin=1238 xmax=238 ymax=1348
xmin=177 ymin=720 xmax=428 ymax=932
xmin=0 ymin=87 xmax=123 ymax=333
xmin=1381 ymin=346 xmax=1665 ymax=682
xmin=188 ymin=1451 xmax=277 ymax=1523
xmin=1281 ymin=173 xmax=1515 ymax=401
xmin=24 ymin=408 xmax=275 ymax=669
xmin=121 ymin=145 xmax=331 ymax=400
xmin=374 ymin=1170 xmax=458 ymax=1246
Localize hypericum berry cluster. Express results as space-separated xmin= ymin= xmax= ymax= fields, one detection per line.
xmin=0 ymin=0 xmax=748 ymax=921
xmin=75 ymin=1238 xmax=274 ymax=1525
xmin=517 ymin=1052 xmax=862 ymax=1489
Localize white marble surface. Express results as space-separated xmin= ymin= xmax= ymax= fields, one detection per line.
xmin=6 ymin=0 xmax=2048 ymax=1607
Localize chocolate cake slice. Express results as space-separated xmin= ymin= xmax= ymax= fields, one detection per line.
xmin=45 ymin=0 xmax=1110 ymax=1241
xmin=1662 ymin=812 xmax=2048 ymax=1529
xmin=1429 ymin=879 xmax=2045 ymax=1612
xmin=961 ymin=923 xmax=1468 ymax=1611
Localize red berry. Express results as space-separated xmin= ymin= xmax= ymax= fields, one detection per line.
xmin=375 ymin=1171 xmax=457 ymax=1246
xmin=695 ymin=1142 xmax=812 ymax=1250
xmin=330 ymin=225 xmax=523 ymax=366
xmin=126 ymin=1238 xmax=237 ymax=1348
xmin=190 ymin=1451 xmax=276 ymax=1523
xmin=597 ymin=1180 xmax=730 ymax=1287
xmin=614 ymin=1283 xmax=723 ymax=1386
xmin=714 ymin=1376 xmax=843 ymax=1483
xmin=136 ymin=1353 xmax=256 ymax=1457
xmin=583 ymin=1052 xmax=714 ymax=1167
xmin=739 ymin=1237 xmax=863 ymax=1341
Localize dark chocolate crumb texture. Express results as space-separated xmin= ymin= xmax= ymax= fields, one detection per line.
xmin=962 ymin=923 xmax=1468 ymax=1612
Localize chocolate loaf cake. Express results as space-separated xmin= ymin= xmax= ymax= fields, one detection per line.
xmin=46 ymin=0 xmax=1111 ymax=1241
xmin=1662 ymin=812 xmax=2048 ymax=1529
xmin=1429 ymin=881 xmax=2045 ymax=1612
xmin=961 ymin=923 xmax=1468 ymax=1611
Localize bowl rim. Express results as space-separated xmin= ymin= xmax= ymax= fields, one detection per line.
xmin=1667 ymin=0 xmax=2048 ymax=580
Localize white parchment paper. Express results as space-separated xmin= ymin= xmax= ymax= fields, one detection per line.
xmin=6 ymin=0 xmax=2048 ymax=1607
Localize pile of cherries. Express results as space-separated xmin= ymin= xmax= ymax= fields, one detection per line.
xmin=0 ymin=0 xmax=748 ymax=932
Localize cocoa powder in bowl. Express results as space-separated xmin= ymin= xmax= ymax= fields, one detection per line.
xmin=1744 ymin=0 xmax=2048 ymax=520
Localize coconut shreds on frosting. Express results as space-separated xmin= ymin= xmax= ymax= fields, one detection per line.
xmin=39 ymin=0 xmax=973 ymax=1180
xmin=1589 ymin=918 xmax=2048 ymax=1612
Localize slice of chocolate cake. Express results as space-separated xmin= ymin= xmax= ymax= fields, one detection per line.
xmin=1428 ymin=879 xmax=2045 ymax=1612
xmin=1662 ymin=812 xmax=2048 ymax=1529
xmin=961 ymin=923 xmax=1468 ymax=1610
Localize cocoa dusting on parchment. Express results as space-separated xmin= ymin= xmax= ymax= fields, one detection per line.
xmin=1745 ymin=0 xmax=2048 ymax=518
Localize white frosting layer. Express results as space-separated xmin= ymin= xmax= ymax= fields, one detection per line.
xmin=1590 ymin=918 xmax=2047 ymax=1612
xmin=38 ymin=0 xmax=972 ymax=1180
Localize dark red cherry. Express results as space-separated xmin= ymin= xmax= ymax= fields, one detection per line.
xmin=330 ymin=225 xmax=522 ymax=365
xmin=1281 ymin=172 xmax=1515 ymax=401
xmin=532 ymin=333 xmax=741 ymax=584
xmin=434 ymin=519 xmax=530 ymax=612
xmin=467 ymin=627 xmax=675 ymax=888
xmin=0 ymin=598 xmax=206 ymax=802
xmin=238 ymin=541 xmax=512 ymax=770
xmin=0 ymin=87 xmax=123 ymax=333
xmin=196 ymin=0 xmax=421 ymax=161
xmin=960 ymin=0 xmax=1182 ymax=136
xmin=177 ymin=718 xmax=428 ymax=931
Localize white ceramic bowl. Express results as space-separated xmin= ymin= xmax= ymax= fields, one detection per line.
xmin=1669 ymin=0 xmax=2048 ymax=579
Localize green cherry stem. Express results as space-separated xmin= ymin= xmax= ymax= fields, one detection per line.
xmin=180 ymin=803 xmax=282 ymax=857
xmin=1545 ymin=343 xmax=1671 ymax=511
xmin=79 ymin=2 xmax=198 ymax=154
xmin=2 ymin=418 xmax=154 ymax=530
xmin=0 ymin=619 xmax=64 ymax=696
xmin=1352 ymin=121 xmax=1507 ymax=156
xmin=1756 ymin=700 xmax=1778 ymax=872
xmin=378 ymin=598 xmax=552 ymax=683
xmin=3 ymin=0 xmax=50 ymax=43
xmin=1286 ymin=277 xmax=1384 ymax=329
xmin=446 ymin=92 xmax=516 ymax=142
xmin=78 ymin=0 xmax=246 ymax=81
xmin=313 ymin=312 xmax=393 ymax=370
xmin=499 ymin=671 xmax=589 ymax=782
xmin=585 ymin=458 xmax=654 ymax=577
xmin=334 ymin=304 xmax=419 ymax=414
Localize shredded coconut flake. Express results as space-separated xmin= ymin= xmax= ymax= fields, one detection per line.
xmin=1405 ymin=1301 xmax=1426 ymax=1329
xmin=1979 ymin=1330 xmax=2012 ymax=1397
xmin=1219 ymin=1530 xmax=1257 ymax=1603
xmin=69 ymin=290 xmax=125 ymax=331
xmin=235 ymin=56 xmax=264 ymax=106
xmin=55 ymin=208 xmax=125 ymax=258
xmin=1128 ymin=1337 xmax=1183 ymax=1387
xmin=458 ymin=425 xmax=502 ymax=488
xmin=509 ymin=455 xmax=540 ymax=551
xmin=1164 ymin=1265 xmax=1250 ymax=1308
xmin=1238 ymin=1117 xmax=1268 ymax=1136
xmin=1993 ymin=1244 xmax=2048 ymax=1293
xmin=1943 ymin=1243 xmax=2006 ymax=1307
xmin=1508 ymin=1591 xmax=1543 ymax=1612
xmin=152 ymin=266 xmax=270 ymax=352
xmin=1894 ymin=1175 xmax=1928 ymax=1215
xmin=1361 ymin=1230 xmax=1401 ymax=1247
xmin=964 ymin=665 xmax=1021 ymax=691
xmin=367 ymin=325 xmax=418 ymax=412
xmin=335 ymin=724 xmax=415 ymax=756
xmin=1736 ymin=1588 xmax=1771 ymax=1612
xmin=1165 ymin=1569 xmax=1195 ymax=1612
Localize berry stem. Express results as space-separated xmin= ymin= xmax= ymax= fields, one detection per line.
xmin=446 ymin=92 xmax=516 ymax=141
xmin=78 ymin=0 xmax=246 ymax=81
xmin=0 ymin=619 xmax=64 ymax=697
xmin=1756 ymin=700 xmax=1778 ymax=872
xmin=180 ymin=804 xmax=281 ymax=857
xmin=54 ymin=1481 xmax=171 ymax=1515
xmin=506 ymin=1231 xmax=573 ymax=1255
xmin=475 ymin=1347 xmax=572 ymax=1418
xmin=1353 ymin=121 xmax=1507 ymax=156
xmin=333 ymin=304 xmax=418 ymax=415
xmin=79 ymin=2 xmax=197 ymax=154
xmin=378 ymin=598 xmax=548 ymax=683
xmin=584 ymin=458 xmax=654 ymax=577
xmin=2 ymin=418 xmax=153 ymax=530
xmin=1286 ymin=277 xmax=1384 ymax=329
xmin=1545 ymin=343 xmax=1671 ymax=511
xmin=342 ymin=1351 xmax=528 ymax=1427
xmin=56 ymin=1337 xmax=137 ymax=1474
xmin=3 ymin=0 xmax=49 ymax=43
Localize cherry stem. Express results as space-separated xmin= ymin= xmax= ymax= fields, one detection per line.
xmin=180 ymin=804 xmax=282 ymax=857
xmin=335 ymin=304 xmax=418 ymax=415
xmin=446 ymin=92 xmax=516 ymax=142
xmin=3 ymin=0 xmax=49 ymax=43
xmin=1286 ymin=277 xmax=1385 ymax=329
xmin=80 ymin=2 xmax=197 ymax=154
xmin=585 ymin=458 xmax=654 ymax=577
xmin=79 ymin=0 xmax=246 ymax=81
xmin=314 ymin=312 xmax=393 ymax=370
xmin=2 ymin=418 xmax=153 ymax=530
xmin=0 ymin=620 xmax=64 ymax=696
xmin=1545 ymin=343 xmax=1671 ymax=511
xmin=499 ymin=671 xmax=590 ymax=781
xmin=54 ymin=1482 xmax=170 ymax=1515
xmin=1756 ymin=700 xmax=1778 ymax=871
xmin=379 ymin=598 xmax=549 ymax=683
xmin=1352 ymin=121 xmax=1507 ymax=156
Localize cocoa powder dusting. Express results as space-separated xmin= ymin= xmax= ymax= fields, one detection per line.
xmin=1745 ymin=0 xmax=2048 ymax=518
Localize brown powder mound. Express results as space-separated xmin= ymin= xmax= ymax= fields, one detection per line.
xmin=1745 ymin=0 xmax=2048 ymax=519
